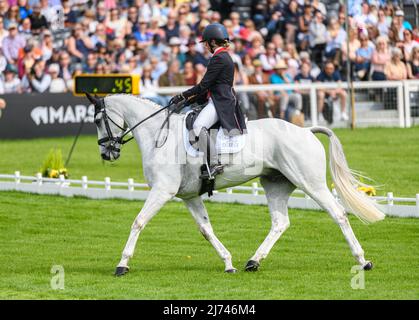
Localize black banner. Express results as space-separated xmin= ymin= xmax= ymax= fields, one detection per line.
xmin=0 ymin=93 xmax=96 ymax=139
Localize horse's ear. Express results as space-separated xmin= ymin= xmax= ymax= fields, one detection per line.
xmin=85 ymin=92 xmax=100 ymax=106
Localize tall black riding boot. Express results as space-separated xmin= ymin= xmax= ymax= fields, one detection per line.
xmin=198 ymin=127 xmax=223 ymax=179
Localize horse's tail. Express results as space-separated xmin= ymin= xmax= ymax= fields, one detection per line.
xmin=310 ymin=126 xmax=385 ymax=224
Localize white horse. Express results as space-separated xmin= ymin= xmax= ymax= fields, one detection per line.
xmin=86 ymin=93 xmax=385 ymax=276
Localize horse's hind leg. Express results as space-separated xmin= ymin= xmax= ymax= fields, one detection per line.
xmin=184 ymin=197 xmax=237 ymax=273
xmin=245 ymin=175 xmax=296 ymax=271
xmin=306 ymin=186 xmax=373 ymax=270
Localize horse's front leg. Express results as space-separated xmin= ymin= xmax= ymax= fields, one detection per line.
xmin=115 ymin=188 xmax=175 ymax=276
xmin=184 ymin=197 xmax=237 ymax=273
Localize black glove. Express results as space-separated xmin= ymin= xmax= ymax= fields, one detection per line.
xmin=169 ymin=93 xmax=185 ymax=105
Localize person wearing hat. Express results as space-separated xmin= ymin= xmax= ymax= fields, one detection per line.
xmin=2 ymin=22 xmax=26 ymax=64
xmin=270 ymin=60 xmax=302 ymax=119
xmin=170 ymin=23 xmax=247 ymax=179
xmin=2 ymin=63 xmax=22 ymax=93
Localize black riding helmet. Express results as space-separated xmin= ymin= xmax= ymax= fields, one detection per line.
xmin=200 ymin=23 xmax=230 ymax=43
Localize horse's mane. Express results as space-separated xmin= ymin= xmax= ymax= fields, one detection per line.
xmin=108 ymin=94 xmax=163 ymax=110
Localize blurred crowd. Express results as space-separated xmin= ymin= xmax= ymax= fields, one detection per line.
xmin=0 ymin=0 xmax=418 ymax=120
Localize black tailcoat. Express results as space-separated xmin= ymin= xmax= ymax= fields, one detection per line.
xmin=182 ymin=49 xmax=247 ymax=136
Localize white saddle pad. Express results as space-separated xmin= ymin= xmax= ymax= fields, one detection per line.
xmin=183 ymin=111 xmax=246 ymax=158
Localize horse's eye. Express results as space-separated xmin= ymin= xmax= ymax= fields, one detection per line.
xmin=94 ymin=117 xmax=101 ymax=126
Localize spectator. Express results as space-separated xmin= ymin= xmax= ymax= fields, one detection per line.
xmin=377 ymin=8 xmax=390 ymax=36
xmin=270 ymin=60 xmax=302 ymax=119
xmin=158 ymin=59 xmax=185 ymax=87
xmin=354 ymin=33 xmax=375 ymax=80
xmin=2 ymin=63 xmax=21 ymax=93
xmin=67 ymin=23 xmax=94 ymax=63
xmin=140 ymin=63 xmax=165 ymax=106
xmin=316 ymin=61 xmax=348 ymax=122
xmin=18 ymin=17 xmax=32 ymax=41
xmin=48 ymin=63 xmax=67 ymax=93
xmin=4 ymin=5 xmax=20 ymax=30
xmin=284 ymin=0 xmax=299 ymax=45
xmin=22 ymin=59 xmax=51 ymax=93
xmin=384 ymin=47 xmax=407 ymax=80
xmin=90 ymin=23 xmax=107 ymax=48
xmin=17 ymin=0 xmax=32 ymax=19
xmin=394 ymin=9 xmax=412 ymax=41
xmin=183 ymin=60 xmax=197 ymax=85
xmin=0 ymin=0 xmax=8 ymax=17
xmin=407 ymin=47 xmax=419 ymax=79
xmin=371 ymin=35 xmax=391 ymax=80
xmin=185 ymin=38 xmax=207 ymax=66
xmin=297 ymin=5 xmax=313 ymax=51
xmin=194 ymin=63 xmax=206 ymax=83
xmin=0 ymin=16 xmax=8 ymax=49
xmin=341 ymin=28 xmax=361 ymax=72
xmin=325 ymin=17 xmax=346 ymax=67
xmin=29 ymin=4 xmax=48 ymax=34
xmin=309 ymin=11 xmax=327 ymax=66
xmin=354 ymin=2 xmax=377 ymax=27
xmin=127 ymin=6 xmax=139 ymax=34
xmin=163 ymin=10 xmax=179 ymax=41
xmin=83 ymin=52 xmax=97 ymax=74
xmin=134 ymin=18 xmax=153 ymax=49
xmin=40 ymin=30 xmax=53 ymax=61
xmin=241 ymin=53 xmax=255 ymax=77
xmin=259 ymin=41 xmax=281 ymax=73
xmin=168 ymin=36 xmax=186 ymax=67
xmin=62 ymin=0 xmax=78 ymax=27
xmin=402 ymin=29 xmax=419 ymax=62
xmin=107 ymin=8 xmax=128 ymax=40
xmin=295 ymin=61 xmax=314 ymax=84
xmin=247 ymin=34 xmax=265 ymax=59
xmin=2 ymin=22 xmax=25 ymax=65
xmin=58 ymin=51 xmax=73 ymax=88
xmin=230 ymin=12 xmax=242 ymax=39
xmin=249 ymin=59 xmax=274 ymax=118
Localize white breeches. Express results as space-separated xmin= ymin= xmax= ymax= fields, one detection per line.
xmin=193 ymin=98 xmax=219 ymax=137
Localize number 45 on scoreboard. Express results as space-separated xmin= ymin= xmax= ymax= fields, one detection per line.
xmin=73 ymin=74 xmax=140 ymax=96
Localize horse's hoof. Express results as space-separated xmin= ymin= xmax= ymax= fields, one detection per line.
xmin=363 ymin=261 xmax=373 ymax=271
xmin=115 ymin=266 xmax=130 ymax=276
xmin=225 ymin=268 xmax=238 ymax=273
xmin=245 ymin=260 xmax=260 ymax=272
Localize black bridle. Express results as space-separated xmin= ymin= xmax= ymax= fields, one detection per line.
xmin=93 ymin=95 xmax=184 ymax=152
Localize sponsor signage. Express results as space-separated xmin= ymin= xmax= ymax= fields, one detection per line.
xmin=0 ymin=93 xmax=96 ymax=139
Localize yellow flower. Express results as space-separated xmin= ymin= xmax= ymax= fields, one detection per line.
xmin=357 ymin=186 xmax=376 ymax=196
xmin=49 ymin=169 xmax=59 ymax=178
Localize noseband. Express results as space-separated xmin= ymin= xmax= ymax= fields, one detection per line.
xmin=95 ymin=99 xmax=133 ymax=153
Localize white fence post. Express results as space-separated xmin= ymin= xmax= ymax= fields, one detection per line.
xmin=105 ymin=177 xmax=111 ymax=191
xmin=403 ymin=81 xmax=411 ymax=128
xmin=128 ymin=178 xmax=134 ymax=192
xmin=14 ymin=171 xmax=20 ymax=184
xmin=387 ymin=192 xmax=394 ymax=206
xmin=252 ymin=182 xmax=259 ymax=196
xmin=226 ymin=188 xmax=233 ymax=194
xmin=36 ymin=173 xmax=42 ymax=186
xmin=397 ymin=84 xmax=405 ymax=128
xmin=416 ymin=194 xmax=419 ymax=216
xmin=310 ymin=86 xmax=318 ymax=126
xmin=82 ymin=176 xmax=88 ymax=190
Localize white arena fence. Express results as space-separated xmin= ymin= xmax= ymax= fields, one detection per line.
xmin=1 ymin=172 xmax=418 ymax=219
xmin=154 ymin=80 xmax=419 ymax=128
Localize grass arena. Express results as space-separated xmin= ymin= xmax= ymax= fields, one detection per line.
xmin=0 ymin=127 xmax=418 ymax=300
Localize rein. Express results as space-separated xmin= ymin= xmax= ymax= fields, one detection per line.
xmin=96 ymin=98 xmax=185 ymax=150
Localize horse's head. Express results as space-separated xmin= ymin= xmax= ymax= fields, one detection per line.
xmin=85 ymin=93 xmax=125 ymax=161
